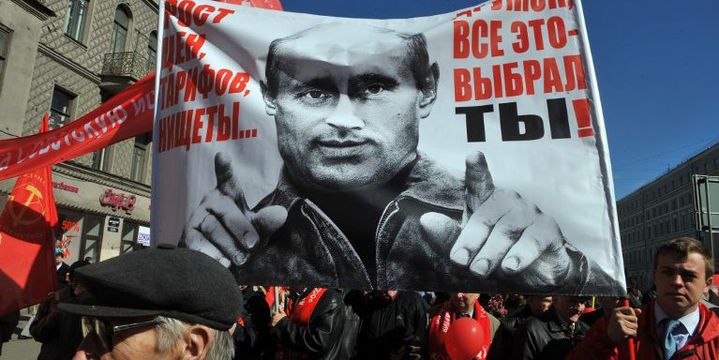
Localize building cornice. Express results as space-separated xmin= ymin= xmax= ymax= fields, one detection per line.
xmin=140 ymin=0 xmax=160 ymax=13
xmin=54 ymin=161 xmax=151 ymax=198
xmin=10 ymin=0 xmax=56 ymax=21
xmin=37 ymin=43 xmax=102 ymax=84
xmin=617 ymin=142 xmax=719 ymax=203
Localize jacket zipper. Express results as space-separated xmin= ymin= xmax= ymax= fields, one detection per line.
xmin=375 ymin=197 xmax=403 ymax=241
xmin=375 ymin=196 xmax=465 ymax=241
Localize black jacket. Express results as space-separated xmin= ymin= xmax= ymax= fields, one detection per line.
xmin=30 ymin=288 xmax=83 ymax=360
xmin=487 ymin=304 xmax=535 ymax=360
xmin=56 ymin=262 xmax=70 ymax=289
xmin=351 ymin=291 xmax=429 ymax=359
xmin=238 ymin=287 xmax=272 ymax=359
xmin=272 ymin=289 xmax=347 ymax=360
xmin=514 ymin=307 xmax=590 ymax=360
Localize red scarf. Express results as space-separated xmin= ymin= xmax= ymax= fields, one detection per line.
xmin=275 ymin=288 xmax=327 ymax=360
xmin=428 ymin=300 xmax=492 ymax=360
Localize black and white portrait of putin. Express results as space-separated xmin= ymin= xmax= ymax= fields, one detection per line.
xmin=182 ymin=22 xmax=616 ymax=293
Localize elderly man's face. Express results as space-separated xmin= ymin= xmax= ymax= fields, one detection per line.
xmin=73 ymin=318 xmax=178 ymax=360
xmin=553 ymin=296 xmax=587 ymax=324
xmin=526 ymin=296 xmax=552 ymax=317
xmin=654 ymin=251 xmax=711 ymax=318
xmin=451 ymin=292 xmax=480 ymax=313
xmin=263 ymin=25 xmax=436 ymax=191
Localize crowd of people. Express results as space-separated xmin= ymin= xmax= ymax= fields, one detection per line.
xmin=1 ymin=236 xmax=718 ymax=359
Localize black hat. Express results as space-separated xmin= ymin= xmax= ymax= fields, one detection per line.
xmin=59 ymin=248 xmax=242 ymax=330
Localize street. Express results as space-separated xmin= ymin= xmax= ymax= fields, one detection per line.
xmin=2 ymin=313 xmax=41 ymax=360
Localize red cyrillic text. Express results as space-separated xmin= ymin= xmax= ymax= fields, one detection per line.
xmin=453 ymin=55 xmax=587 ymax=101
xmin=162 ymin=31 xmax=206 ymax=69
xmin=158 ymin=102 xmax=258 ymax=153
xmin=490 ymin=0 xmax=573 ymax=12
xmin=159 ymin=65 xmax=251 ymax=110
xmin=164 ymin=0 xmax=235 ymax=29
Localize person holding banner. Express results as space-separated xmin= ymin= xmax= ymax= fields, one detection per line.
xmin=567 ymin=237 xmax=719 ymax=360
xmin=181 ymin=22 xmax=615 ymax=293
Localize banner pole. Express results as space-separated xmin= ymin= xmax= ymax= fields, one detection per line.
xmin=273 ymin=287 xmax=280 ymax=313
xmin=622 ymin=299 xmax=636 ymax=360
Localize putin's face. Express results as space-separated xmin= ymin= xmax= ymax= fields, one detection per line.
xmin=263 ymin=24 xmax=437 ymax=192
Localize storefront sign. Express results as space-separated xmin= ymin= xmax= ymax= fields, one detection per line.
xmin=107 ymin=216 xmax=120 ymax=233
xmin=137 ymin=226 xmax=151 ymax=246
xmin=52 ymin=182 xmax=79 ymax=193
xmin=100 ymin=189 xmax=136 ymax=214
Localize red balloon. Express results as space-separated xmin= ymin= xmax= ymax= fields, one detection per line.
xmin=445 ymin=317 xmax=486 ymax=360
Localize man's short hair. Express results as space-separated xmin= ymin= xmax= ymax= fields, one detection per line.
xmin=653 ymin=237 xmax=714 ymax=279
xmin=264 ymin=25 xmax=438 ymax=98
xmin=156 ymin=316 xmax=234 ymax=360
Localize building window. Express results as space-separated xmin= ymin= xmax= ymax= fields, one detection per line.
xmin=49 ymin=87 xmax=75 ymax=129
xmin=0 ymin=26 xmax=10 ymax=86
xmin=91 ymin=149 xmax=105 ymax=170
xmin=121 ymin=221 xmax=138 ymax=254
xmin=65 ymin=0 xmax=89 ymax=42
xmin=111 ymin=6 xmax=130 ymax=54
xmin=79 ymin=215 xmax=103 ymax=263
xmin=130 ymin=133 xmax=150 ymax=182
xmin=147 ymin=31 xmax=157 ymax=71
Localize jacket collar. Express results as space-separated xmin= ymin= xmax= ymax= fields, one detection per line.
xmin=399 ymin=155 xmax=464 ymax=211
xmin=640 ymin=301 xmax=719 ymax=346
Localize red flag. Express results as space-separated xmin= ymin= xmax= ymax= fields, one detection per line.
xmin=0 ymin=113 xmax=59 ymax=315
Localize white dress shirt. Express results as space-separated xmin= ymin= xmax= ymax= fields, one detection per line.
xmin=654 ymin=302 xmax=700 ymax=350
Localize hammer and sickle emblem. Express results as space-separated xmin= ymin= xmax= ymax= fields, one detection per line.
xmin=7 ymin=184 xmax=46 ymax=227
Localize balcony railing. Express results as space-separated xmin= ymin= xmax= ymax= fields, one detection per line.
xmin=101 ymin=51 xmax=152 ymax=79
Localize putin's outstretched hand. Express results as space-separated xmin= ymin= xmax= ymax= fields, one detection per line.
xmin=182 ymin=152 xmax=287 ymax=268
xmin=421 ymin=151 xmax=573 ymax=290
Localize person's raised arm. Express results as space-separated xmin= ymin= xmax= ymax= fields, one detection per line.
xmin=181 ymin=151 xmax=287 ymax=267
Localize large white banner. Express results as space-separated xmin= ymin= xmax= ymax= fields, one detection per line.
xmin=153 ymin=0 xmax=625 ymax=295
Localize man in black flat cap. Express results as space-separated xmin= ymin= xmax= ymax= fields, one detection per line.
xmin=59 ymin=248 xmax=242 ymax=360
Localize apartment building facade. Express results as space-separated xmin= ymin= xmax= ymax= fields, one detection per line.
xmin=617 ymin=142 xmax=719 ymax=290
xmin=0 ymin=0 xmax=158 ymax=263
